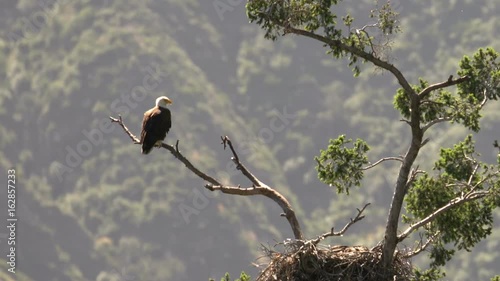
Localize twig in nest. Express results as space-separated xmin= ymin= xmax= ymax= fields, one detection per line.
xmin=312 ymin=203 xmax=371 ymax=245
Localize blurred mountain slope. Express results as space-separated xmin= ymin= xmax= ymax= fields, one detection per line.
xmin=0 ymin=0 xmax=498 ymax=280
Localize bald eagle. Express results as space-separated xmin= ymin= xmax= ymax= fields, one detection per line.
xmin=141 ymin=96 xmax=172 ymax=154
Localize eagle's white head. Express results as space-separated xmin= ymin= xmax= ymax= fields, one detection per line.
xmin=156 ymin=96 xmax=173 ymax=109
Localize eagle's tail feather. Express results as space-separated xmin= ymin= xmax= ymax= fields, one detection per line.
xmin=141 ymin=139 xmax=154 ymax=154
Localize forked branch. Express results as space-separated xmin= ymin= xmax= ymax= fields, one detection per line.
xmin=403 ymin=232 xmax=440 ymax=258
xmin=397 ymin=191 xmax=491 ymax=243
xmin=361 ymin=157 xmax=403 ymax=170
xmin=312 ymin=203 xmax=370 ymax=245
xmin=110 ymin=116 xmax=304 ymax=240
xmin=221 ymin=136 xmax=264 ymax=187
xmin=110 ymin=116 xmax=221 ymax=186
xmin=418 ymin=75 xmax=469 ymax=99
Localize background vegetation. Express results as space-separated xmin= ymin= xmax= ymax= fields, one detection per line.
xmin=0 ymin=0 xmax=499 ymax=280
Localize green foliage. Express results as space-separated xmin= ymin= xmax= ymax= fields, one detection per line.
xmin=413 ymin=267 xmax=445 ymax=281
xmin=371 ymin=1 xmax=401 ymax=35
xmin=246 ymin=0 xmax=401 ymax=76
xmin=453 ymin=48 xmax=500 ymax=131
xmin=458 ymin=48 xmax=500 ymax=101
xmin=315 ymin=135 xmax=369 ymax=194
xmin=395 ymin=48 xmax=500 ymax=132
xmin=210 ymin=272 xmax=251 ymax=281
xmin=491 ymin=275 xmax=500 ymax=281
xmin=393 ymin=87 xmax=411 ymax=118
xmin=246 ymin=0 xmax=341 ymax=41
xmin=394 ymin=78 xmax=429 ymax=119
xmin=435 ymin=135 xmax=477 ymax=181
xmin=405 ymin=135 xmax=500 ymax=266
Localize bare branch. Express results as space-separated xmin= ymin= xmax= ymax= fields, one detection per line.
xmin=361 ymin=157 xmax=403 ymax=170
xmin=312 ymin=203 xmax=370 ymax=245
xmin=359 ymin=23 xmax=378 ymax=31
xmin=111 ymin=116 xmax=303 ymax=239
xmin=480 ymin=88 xmax=488 ymax=108
xmin=216 ymin=136 xmax=303 ymax=239
xmin=400 ymin=119 xmax=411 ymax=126
xmin=419 ymin=75 xmax=469 ymax=99
xmin=109 ymin=116 xmax=141 ymax=144
xmin=354 ymin=25 xmax=377 ymax=55
xmin=110 ymin=115 xmax=222 ymax=186
xmin=208 ymin=184 xmax=304 ymax=240
xmin=221 ymin=136 xmax=264 ymax=187
xmin=465 ymin=170 xmax=500 ymax=198
xmin=421 ymin=117 xmax=452 ymax=132
xmin=403 ymin=232 xmax=440 ymax=258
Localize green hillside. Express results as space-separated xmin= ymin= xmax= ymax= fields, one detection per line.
xmin=0 ymin=1 xmax=498 ymax=280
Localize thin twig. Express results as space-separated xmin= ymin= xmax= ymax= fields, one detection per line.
xmin=464 ymin=170 xmax=500 ymax=199
xmin=361 ymin=157 xmax=403 ymax=170
xmin=399 ymin=119 xmax=411 ymax=126
xmin=418 ymin=75 xmax=469 ymax=99
xmin=110 ymin=116 xmax=221 ymax=186
xmin=221 ymin=136 xmax=263 ymax=187
xmin=403 ymin=232 xmax=440 ymax=258
xmin=312 ymin=203 xmax=371 ymax=245
xmin=406 ymin=166 xmax=424 ymax=187
xmin=421 ymin=117 xmax=452 ymax=132
xmin=111 ymin=116 xmax=304 ymax=239
xmin=110 ymin=116 xmax=140 ymax=144
xmin=467 ymin=162 xmax=480 ymax=187
xmin=216 ymin=135 xmax=303 ymax=239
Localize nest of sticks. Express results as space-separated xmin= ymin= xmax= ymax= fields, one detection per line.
xmin=256 ymin=240 xmax=413 ymax=281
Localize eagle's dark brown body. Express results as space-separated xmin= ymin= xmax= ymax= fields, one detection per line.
xmin=141 ymin=105 xmax=171 ymax=154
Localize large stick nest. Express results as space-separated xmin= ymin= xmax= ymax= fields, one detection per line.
xmin=256 ymin=240 xmax=413 ymax=281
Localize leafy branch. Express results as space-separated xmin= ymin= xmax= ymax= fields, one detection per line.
xmin=315 ymin=135 xmax=369 ymax=194
xmin=247 ymin=0 xmax=500 ymax=270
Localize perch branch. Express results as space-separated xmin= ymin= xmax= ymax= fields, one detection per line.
xmin=110 ymin=116 xmax=140 ymax=144
xmin=312 ymin=203 xmax=370 ymax=245
xmin=110 ymin=116 xmax=221 ymax=186
xmin=406 ymin=166 xmax=424 ymax=188
xmin=418 ymin=75 xmax=469 ymax=99
xmin=111 ymin=116 xmax=304 ymax=239
xmin=361 ymin=157 xmax=403 ymax=170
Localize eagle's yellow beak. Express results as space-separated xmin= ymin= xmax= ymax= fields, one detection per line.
xmin=165 ymin=98 xmax=173 ymax=104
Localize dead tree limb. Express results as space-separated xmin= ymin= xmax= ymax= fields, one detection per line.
xmin=312 ymin=203 xmax=371 ymax=245
xmin=110 ymin=116 xmax=304 ymax=240
xmin=110 ymin=116 xmax=221 ymax=186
